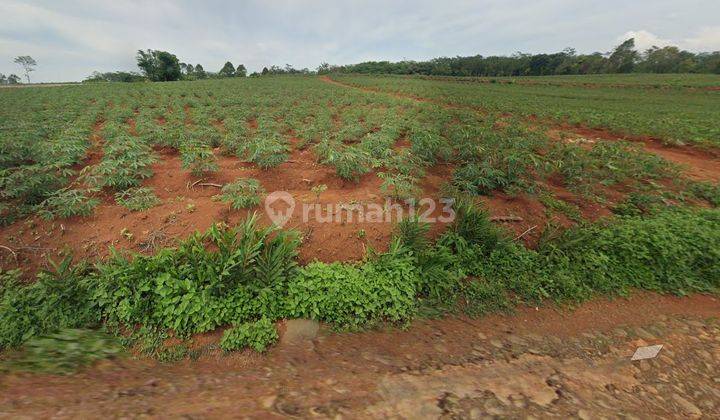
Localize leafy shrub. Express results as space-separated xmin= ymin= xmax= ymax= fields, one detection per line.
xmin=3 ymin=328 xmax=122 ymax=375
xmin=410 ymin=130 xmax=451 ymax=165
xmin=319 ymin=145 xmax=372 ymax=181
xmin=114 ymin=187 xmax=161 ymax=211
xmin=181 ymin=140 xmax=218 ymax=177
xmin=0 ymin=260 xmax=99 ymax=350
xmin=245 ymin=136 xmax=289 ymax=169
xmin=213 ymin=178 xmax=265 ymax=209
xmin=220 ymin=317 xmax=278 ymax=352
xmin=286 ymin=241 xmax=418 ymax=329
xmin=453 ymin=156 xmax=533 ymax=195
xmin=83 ymin=137 xmax=157 ymax=189
xmin=93 ymin=215 xmax=300 ymax=336
xmin=37 ymin=188 xmax=100 ymax=220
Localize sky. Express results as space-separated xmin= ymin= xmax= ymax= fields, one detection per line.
xmin=1 ymin=0 xmax=720 ymax=83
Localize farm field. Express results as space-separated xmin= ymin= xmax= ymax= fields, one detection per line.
xmin=0 ymin=74 xmax=719 ymax=368
xmin=414 ymin=73 xmax=720 ymax=88
xmin=333 ymin=74 xmax=720 ymax=147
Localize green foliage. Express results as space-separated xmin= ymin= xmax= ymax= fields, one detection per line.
xmin=3 ymin=329 xmax=122 ymax=375
xmin=220 ymin=318 xmax=278 ymax=352
xmin=453 ymin=154 xmax=535 ymax=195
xmin=378 ymin=172 xmax=420 ymax=200
xmin=37 ymin=188 xmax=100 ymax=220
xmin=180 ymin=140 xmax=219 ymax=177
xmin=0 ymin=260 xmax=99 ymax=350
xmin=318 ymin=144 xmax=372 ymax=181
xmin=213 ymin=178 xmax=265 ymax=209
xmin=83 ymin=136 xmax=157 ymax=189
xmin=244 ymin=135 xmax=289 ymax=169
xmin=93 ymin=215 xmax=300 ymax=336
xmin=286 ymin=241 xmax=418 ymax=329
xmin=612 ymin=192 xmax=666 ymax=216
xmin=136 ymin=49 xmax=181 ymax=82
xmin=114 ymin=187 xmax=161 ymax=211
xmin=690 ymin=181 xmax=720 ymax=207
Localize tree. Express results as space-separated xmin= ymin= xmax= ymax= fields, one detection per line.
xmin=136 ymin=49 xmax=181 ymax=82
xmin=219 ymin=61 xmax=235 ymax=77
xmin=194 ymin=64 xmax=206 ymax=79
xmin=606 ymin=39 xmax=638 ymax=73
xmin=7 ymin=74 xmax=21 ymax=84
xmin=0 ymin=73 xmax=6 ymax=85
xmin=14 ymin=56 xmax=37 ymax=83
xmin=235 ymin=64 xmax=247 ymax=77
xmin=261 ymin=67 xmax=269 ymax=75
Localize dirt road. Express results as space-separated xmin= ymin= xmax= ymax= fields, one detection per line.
xmin=1 ymin=292 xmax=719 ymax=418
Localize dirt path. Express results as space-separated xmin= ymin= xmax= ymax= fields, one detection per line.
xmin=320 ymin=76 xmax=720 ymax=183
xmin=1 ymin=292 xmax=719 ymax=417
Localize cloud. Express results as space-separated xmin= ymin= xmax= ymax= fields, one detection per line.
xmin=683 ymin=26 xmax=720 ymax=51
xmin=1 ymin=0 xmax=720 ymax=82
xmin=618 ymin=27 xmax=720 ymax=52
xmin=618 ymin=30 xmax=673 ymax=51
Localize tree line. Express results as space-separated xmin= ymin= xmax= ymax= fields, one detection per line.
xmin=319 ymin=39 xmax=720 ymax=76
xmin=82 ymin=38 xmax=720 ymax=84
xmin=85 ymin=49 xmax=248 ymax=83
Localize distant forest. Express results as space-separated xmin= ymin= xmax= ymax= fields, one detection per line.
xmin=82 ymin=38 xmax=720 ymax=83
xmin=320 ymin=39 xmax=720 ymax=76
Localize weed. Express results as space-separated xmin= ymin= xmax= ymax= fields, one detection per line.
xmin=220 ymin=318 xmax=278 ymax=352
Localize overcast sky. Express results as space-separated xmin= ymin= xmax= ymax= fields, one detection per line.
xmin=1 ymin=0 xmax=720 ymax=82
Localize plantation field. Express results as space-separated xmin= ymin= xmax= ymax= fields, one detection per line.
xmin=333 ymin=74 xmax=720 ymax=146
xmin=416 ymin=73 xmax=720 ymax=88
xmin=0 ymin=74 xmax=719 ymax=361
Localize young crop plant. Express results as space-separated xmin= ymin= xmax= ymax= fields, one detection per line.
xmin=213 ymin=178 xmax=265 ymax=209
xmin=377 ymin=172 xmax=420 ymax=201
xmin=219 ymin=317 xmax=278 ymax=352
xmin=319 ymin=144 xmax=372 ymax=182
xmin=114 ymin=187 xmax=161 ymax=211
xmin=452 ymin=154 xmax=535 ymax=196
xmin=82 ymin=136 xmax=157 ymax=189
xmin=36 ymin=188 xmax=100 ymax=220
xmin=245 ymin=135 xmax=290 ymax=169
xmin=180 ymin=139 xmax=219 ymax=177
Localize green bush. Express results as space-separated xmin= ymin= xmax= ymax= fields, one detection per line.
xmin=286 ymin=241 xmax=419 ymax=328
xmin=220 ymin=317 xmax=278 ymax=352
xmin=1 ymin=207 xmax=718 ymax=356
xmin=0 ymin=260 xmax=99 ymax=349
